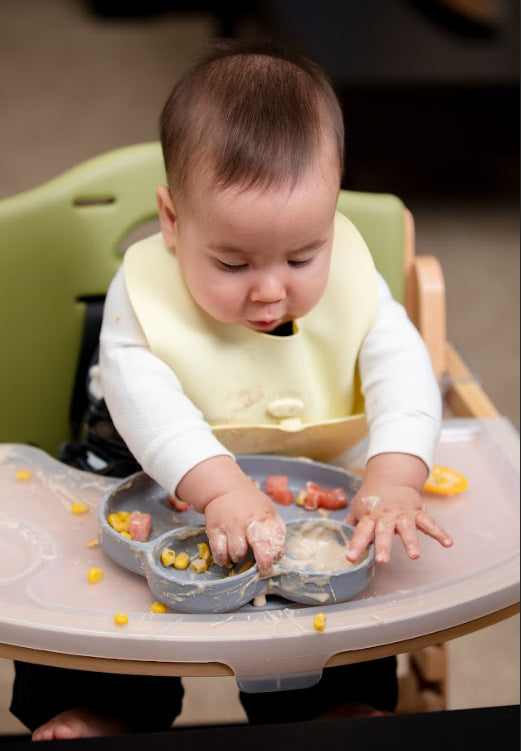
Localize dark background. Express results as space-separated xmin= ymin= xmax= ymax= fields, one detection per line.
xmin=84 ymin=0 xmax=520 ymax=202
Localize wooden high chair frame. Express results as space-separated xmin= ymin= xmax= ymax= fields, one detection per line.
xmin=398 ymin=210 xmax=502 ymax=713
xmin=404 ymin=210 xmax=500 ymax=421
xmin=0 ymin=143 xmax=512 ymax=715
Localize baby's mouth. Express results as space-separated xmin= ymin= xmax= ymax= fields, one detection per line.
xmin=248 ymin=318 xmax=281 ymax=332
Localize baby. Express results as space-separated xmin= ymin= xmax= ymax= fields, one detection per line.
xmin=97 ymin=41 xmax=451 ymax=570
xmin=14 ymin=39 xmax=452 ymax=741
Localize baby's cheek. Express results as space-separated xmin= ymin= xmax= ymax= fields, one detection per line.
xmin=204 ymin=287 xmax=243 ymax=324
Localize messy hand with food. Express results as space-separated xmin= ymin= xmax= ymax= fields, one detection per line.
xmin=345 ymin=453 xmax=453 ymax=564
xmin=176 ymin=455 xmax=286 ymax=576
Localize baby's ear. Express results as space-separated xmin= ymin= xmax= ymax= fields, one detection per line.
xmin=156 ymin=185 xmax=178 ymax=249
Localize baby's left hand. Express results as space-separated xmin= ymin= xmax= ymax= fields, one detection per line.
xmin=344 ymin=454 xmax=453 ymax=564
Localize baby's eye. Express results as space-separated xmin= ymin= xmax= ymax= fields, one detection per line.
xmin=288 ymin=257 xmax=313 ymax=268
xmin=219 ymin=261 xmax=248 ymax=272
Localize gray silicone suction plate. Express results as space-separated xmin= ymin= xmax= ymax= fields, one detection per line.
xmin=99 ymin=455 xmax=374 ymax=613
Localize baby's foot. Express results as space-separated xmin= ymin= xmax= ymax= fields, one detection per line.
xmin=32 ymin=707 xmax=131 ymax=741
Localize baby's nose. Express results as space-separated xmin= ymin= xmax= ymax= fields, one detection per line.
xmin=250 ymin=273 xmax=286 ymax=303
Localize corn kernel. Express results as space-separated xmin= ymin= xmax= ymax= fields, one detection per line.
xmin=228 ymin=560 xmax=253 ymax=577
xmin=313 ymin=612 xmax=326 ymax=632
xmin=107 ymin=513 xmax=129 ymax=533
xmin=16 ymin=469 xmax=32 ymax=481
xmin=295 ymin=490 xmax=307 ymax=507
xmin=161 ymin=548 xmax=176 ymax=566
xmin=173 ymin=552 xmax=190 ymax=570
xmin=71 ymin=501 xmax=89 ymax=515
xmin=86 ymin=538 xmax=100 ymax=549
xmin=190 ymin=558 xmax=208 ymax=574
xmin=151 ymin=601 xmax=167 ymax=614
xmin=120 ymin=531 xmax=132 ymax=539
xmin=107 ymin=512 xmax=118 ymax=525
xmin=237 ymin=560 xmax=254 ymax=574
xmin=87 ymin=567 xmax=104 ymax=584
xmin=197 ymin=542 xmax=211 ymax=561
xmin=114 ymin=612 xmax=128 ymax=626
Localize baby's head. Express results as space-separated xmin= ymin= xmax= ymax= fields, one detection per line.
xmin=156 ymin=41 xmax=345 ymax=331
xmin=159 ymin=39 xmax=344 ymax=201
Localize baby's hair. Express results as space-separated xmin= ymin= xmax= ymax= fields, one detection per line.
xmin=159 ymin=39 xmax=344 ymax=198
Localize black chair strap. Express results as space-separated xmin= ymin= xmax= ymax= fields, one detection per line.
xmin=69 ymin=296 xmax=105 ymax=439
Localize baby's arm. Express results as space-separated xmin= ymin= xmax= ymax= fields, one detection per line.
xmin=100 ymin=269 xmax=285 ymax=575
xmin=346 ymin=275 xmax=453 ymax=563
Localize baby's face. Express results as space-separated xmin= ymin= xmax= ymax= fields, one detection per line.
xmin=161 ymin=166 xmax=339 ymax=332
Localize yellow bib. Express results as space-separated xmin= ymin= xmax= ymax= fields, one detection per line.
xmin=124 ymin=212 xmax=377 ymax=460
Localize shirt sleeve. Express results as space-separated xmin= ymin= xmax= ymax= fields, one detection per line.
xmin=358 ymin=273 xmax=442 ymax=470
xmin=99 ymin=266 xmax=233 ymax=495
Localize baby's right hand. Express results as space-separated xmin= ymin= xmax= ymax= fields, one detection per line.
xmin=204 ymin=483 xmax=286 ymax=577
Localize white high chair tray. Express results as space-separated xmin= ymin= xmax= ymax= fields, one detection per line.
xmin=0 ymin=418 xmax=518 ymax=691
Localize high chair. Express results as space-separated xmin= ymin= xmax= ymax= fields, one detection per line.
xmin=0 ymin=142 xmax=503 ymax=713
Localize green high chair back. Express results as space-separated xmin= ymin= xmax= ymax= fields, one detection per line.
xmin=0 ymin=142 xmax=406 ymax=457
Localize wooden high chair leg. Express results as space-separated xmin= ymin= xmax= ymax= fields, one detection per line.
xmin=397 ymin=644 xmax=447 ymax=713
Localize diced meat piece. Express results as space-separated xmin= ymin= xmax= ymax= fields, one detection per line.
xmin=264 ymin=476 xmax=347 ymax=509
xmin=270 ymin=488 xmax=295 ymax=505
xmin=303 ymin=482 xmax=326 ymax=510
xmin=303 ymin=482 xmax=348 ymax=511
xmin=265 ymin=475 xmax=288 ymax=494
xmin=128 ymin=510 xmax=152 ymax=542
xmin=265 ymin=475 xmax=294 ymax=505
xmin=318 ymin=487 xmax=348 ymax=510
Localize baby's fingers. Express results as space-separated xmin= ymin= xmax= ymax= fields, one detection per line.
xmin=227 ymin=532 xmax=249 ymax=563
xmin=246 ymin=518 xmax=286 ymax=576
xmin=206 ymin=528 xmax=229 ymax=568
xmin=374 ymin=517 xmax=396 ymax=564
xmin=416 ymin=511 xmax=454 ymax=548
xmin=250 ymin=539 xmax=274 ymax=577
xmin=346 ymin=516 xmax=375 ymax=563
xmin=396 ymin=515 xmax=420 ymax=560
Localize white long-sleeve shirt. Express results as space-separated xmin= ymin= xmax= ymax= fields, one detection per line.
xmin=98 ymin=266 xmax=441 ymax=495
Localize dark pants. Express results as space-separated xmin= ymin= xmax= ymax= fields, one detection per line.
xmin=11 ymin=657 xmax=397 ymax=732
